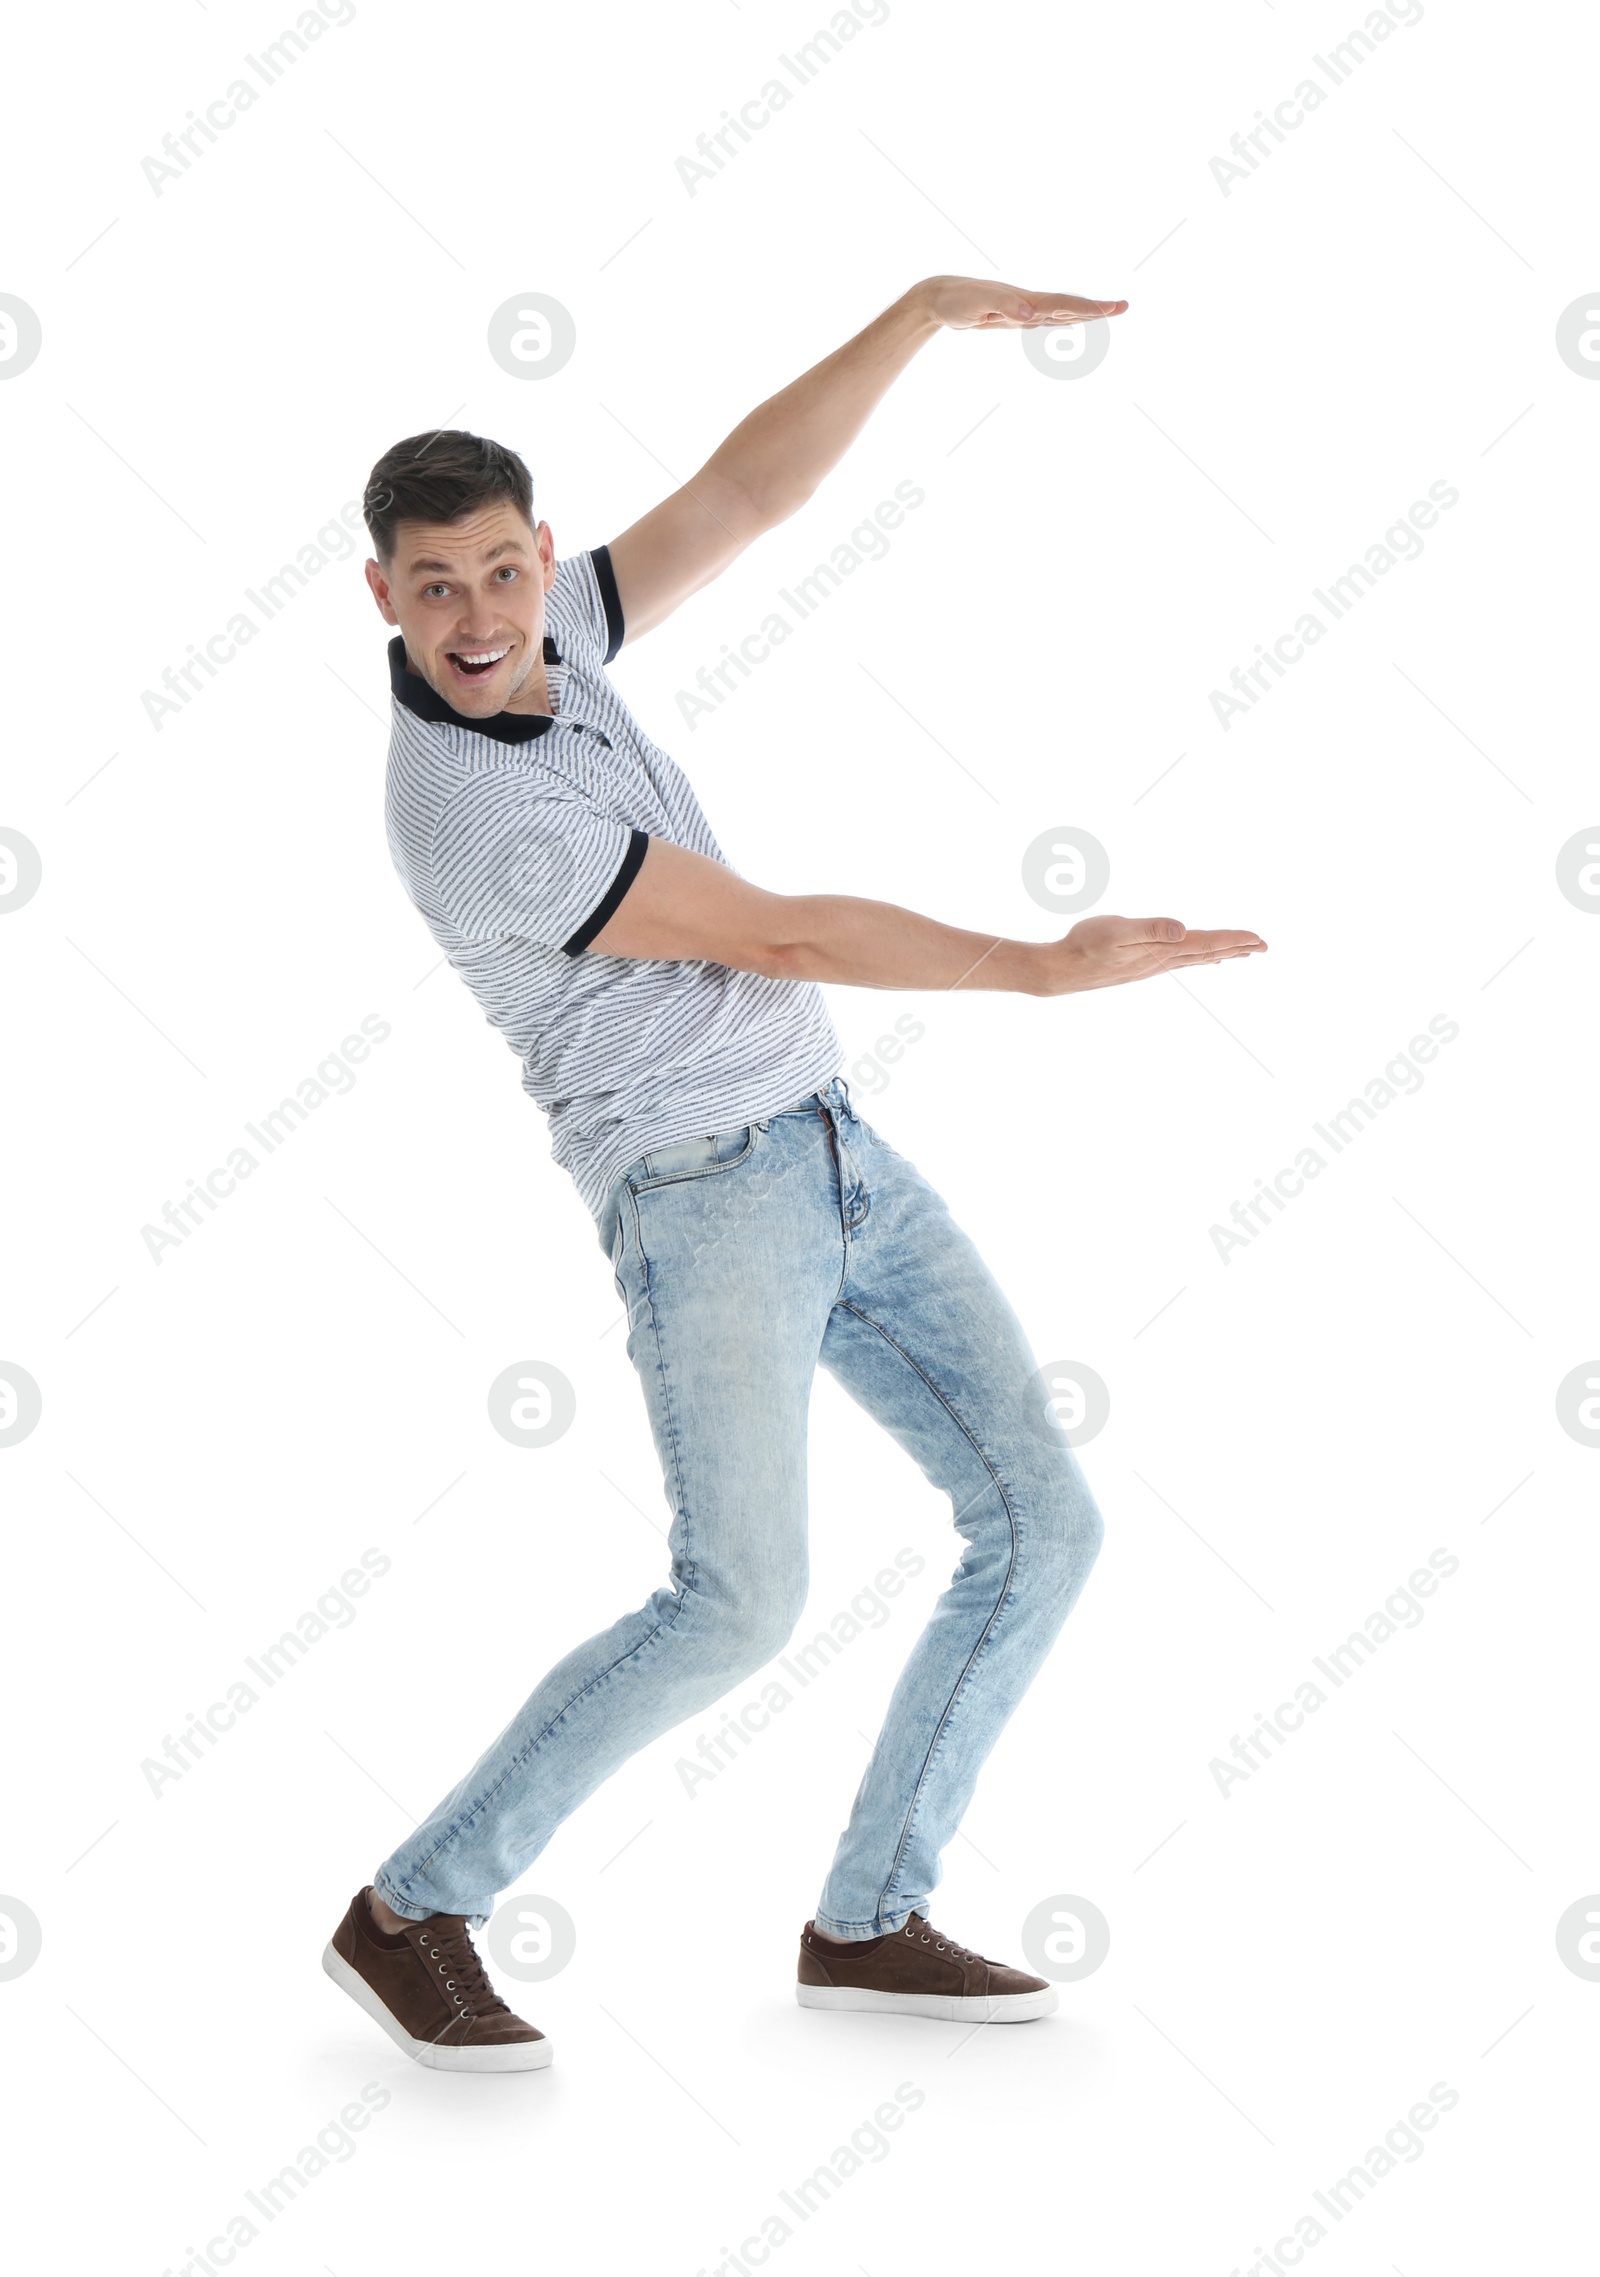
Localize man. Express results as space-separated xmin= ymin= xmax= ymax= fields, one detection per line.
xmin=323 ymin=274 xmax=1266 ymax=2072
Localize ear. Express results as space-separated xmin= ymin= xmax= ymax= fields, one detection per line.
xmin=364 ymin=557 xmax=399 ymax=624
xmin=534 ymin=518 xmax=558 ymax=588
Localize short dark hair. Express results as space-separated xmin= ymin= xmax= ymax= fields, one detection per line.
xmin=362 ymin=429 xmax=534 ymax=564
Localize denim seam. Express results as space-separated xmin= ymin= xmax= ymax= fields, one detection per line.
xmin=629 ymin=1125 xmax=759 ymax=1194
xmin=627 ymin=1175 xmax=699 ymax=1612
xmin=395 ymin=1184 xmax=697 ymax=1897
xmin=813 ymin=1905 xmax=918 ymax=1938
xmin=397 ymin=1614 xmax=681 ymax=1890
xmin=821 ymin=1111 xmax=854 ymax=1305
xmin=831 ymin=1297 xmax=1023 ymax=1929
xmin=369 ymin=1875 xmax=435 ymax=1924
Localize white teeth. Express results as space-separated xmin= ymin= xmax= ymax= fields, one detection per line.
xmin=457 ymin=647 xmax=509 ymax=665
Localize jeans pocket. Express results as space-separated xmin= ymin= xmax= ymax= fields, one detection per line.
xmin=628 ymin=1122 xmax=759 ymax=1193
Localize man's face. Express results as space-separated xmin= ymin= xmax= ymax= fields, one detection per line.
xmin=364 ymin=500 xmax=557 ymax=716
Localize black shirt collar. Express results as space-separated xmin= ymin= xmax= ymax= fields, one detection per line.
xmin=387 ymin=632 xmax=562 ymax=744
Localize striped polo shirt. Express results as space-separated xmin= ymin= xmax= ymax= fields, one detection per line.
xmin=383 ymin=544 xmax=842 ymax=1217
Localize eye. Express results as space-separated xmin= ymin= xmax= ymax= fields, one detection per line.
xmin=494 ymin=565 xmax=519 ymax=582
xmin=423 ymin=582 xmax=449 ymax=600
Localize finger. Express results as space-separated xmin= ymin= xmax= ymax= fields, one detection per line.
xmin=1167 ymin=946 xmax=1265 ymax=964
xmin=1035 ymin=295 xmax=1128 ymax=322
xmin=1165 ymin=946 xmax=1265 ymax=968
xmin=1169 ymin=929 xmax=1266 ymax=952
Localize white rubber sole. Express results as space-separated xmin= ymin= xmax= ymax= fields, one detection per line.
xmin=321 ymin=1941 xmax=553 ymax=2072
xmin=796 ymin=1981 xmax=1058 ymax=2022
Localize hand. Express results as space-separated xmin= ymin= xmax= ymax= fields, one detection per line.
xmin=1040 ymin=914 xmax=1268 ymax=997
xmin=910 ymin=274 xmax=1128 ymax=331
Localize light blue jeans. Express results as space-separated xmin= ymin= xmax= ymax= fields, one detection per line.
xmin=374 ymin=1078 xmax=1104 ymax=1935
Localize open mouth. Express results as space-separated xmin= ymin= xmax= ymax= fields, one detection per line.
xmin=447 ymin=644 xmax=512 ymax=682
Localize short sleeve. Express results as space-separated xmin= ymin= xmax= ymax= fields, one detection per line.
xmin=430 ymin=769 xmax=648 ymax=954
xmin=549 ymin=545 xmax=626 ymax=666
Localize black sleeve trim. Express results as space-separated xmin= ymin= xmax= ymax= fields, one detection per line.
xmin=590 ymin=542 xmax=626 ymax=664
xmin=562 ymin=828 xmax=649 ymax=956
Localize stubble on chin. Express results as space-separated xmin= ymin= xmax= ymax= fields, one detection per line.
xmin=502 ymin=637 xmax=551 ymax=715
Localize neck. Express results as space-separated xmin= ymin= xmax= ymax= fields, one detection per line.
xmin=503 ymin=652 xmax=555 ymax=717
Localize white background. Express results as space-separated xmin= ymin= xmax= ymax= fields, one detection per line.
xmin=3 ymin=0 xmax=1597 ymax=2270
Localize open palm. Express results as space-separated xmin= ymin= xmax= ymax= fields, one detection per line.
xmin=1047 ymin=913 xmax=1268 ymax=996
xmin=917 ymin=274 xmax=1129 ymax=330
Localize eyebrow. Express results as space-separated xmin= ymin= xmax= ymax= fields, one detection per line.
xmin=407 ymin=541 xmax=527 ymax=577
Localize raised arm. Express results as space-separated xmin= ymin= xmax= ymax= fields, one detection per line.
xmin=584 ymin=838 xmax=1263 ymax=996
xmin=603 ymin=275 xmax=1127 ymax=646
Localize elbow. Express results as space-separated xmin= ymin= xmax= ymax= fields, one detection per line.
xmin=761 ymin=936 xmax=815 ymax=982
xmin=736 ymin=475 xmax=814 ymax=532
xmin=742 ymin=890 xmax=818 ymax=982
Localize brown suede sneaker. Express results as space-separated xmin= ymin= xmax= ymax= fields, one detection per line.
xmin=797 ymin=1911 xmax=1057 ymax=2022
xmin=323 ymin=1887 xmax=552 ymax=2072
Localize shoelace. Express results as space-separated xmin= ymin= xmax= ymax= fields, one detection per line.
xmin=416 ymin=1921 xmax=512 ymax=2028
xmin=903 ymin=1918 xmax=985 ymax=1965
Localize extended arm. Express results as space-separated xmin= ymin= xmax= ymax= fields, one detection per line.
xmin=586 ymin=838 xmax=1264 ymax=996
xmin=603 ymin=275 xmax=1126 ymax=644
